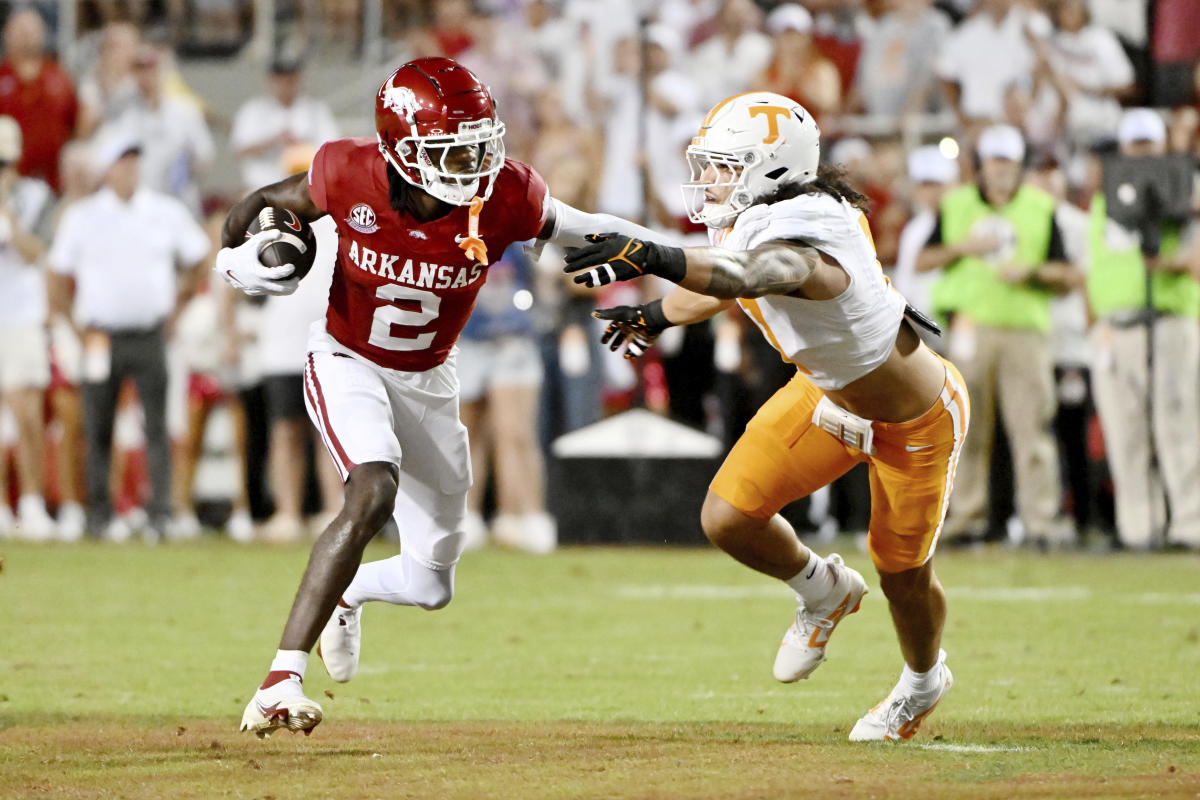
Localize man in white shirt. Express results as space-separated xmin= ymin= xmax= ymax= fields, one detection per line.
xmin=687 ymin=0 xmax=773 ymax=109
xmin=95 ymin=44 xmax=215 ymax=215
xmin=47 ymin=133 xmax=210 ymax=541
xmin=936 ymin=0 xmax=1037 ymax=128
xmin=892 ymin=145 xmax=959 ymax=332
xmin=0 ymin=115 xmax=56 ymax=540
xmin=1039 ymin=0 xmax=1134 ymax=149
xmin=229 ymin=57 xmax=339 ymax=192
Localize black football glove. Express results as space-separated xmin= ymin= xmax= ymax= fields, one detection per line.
xmin=564 ymin=233 xmax=687 ymax=288
xmin=593 ymin=300 xmax=673 ymax=360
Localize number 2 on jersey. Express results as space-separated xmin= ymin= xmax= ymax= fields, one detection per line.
xmin=368 ymin=284 xmax=442 ymax=351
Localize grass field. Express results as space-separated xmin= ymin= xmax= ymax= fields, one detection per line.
xmin=1 ymin=538 xmax=1198 ymax=799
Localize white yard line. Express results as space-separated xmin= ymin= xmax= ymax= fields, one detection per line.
xmin=918 ymin=743 xmax=1035 ymax=753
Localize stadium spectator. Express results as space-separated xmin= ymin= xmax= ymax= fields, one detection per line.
xmin=519 ymin=0 xmax=581 ymax=88
xmin=458 ymin=244 xmax=555 ymax=554
xmin=917 ymin=124 xmax=1079 ymax=548
xmin=641 ymin=25 xmax=702 ymax=229
xmin=96 ymin=43 xmax=214 ymax=214
xmin=756 ymin=4 xmax=842 ymax=129
xmin=564 ymin=91 xmax=964 ymax=742
xmin=1028 ymin=154 xmax=1106 ymax=542
xmin=1085 ymin=109 xmax=1200 ymax=550
xmin=0 ymin=8 xmax=79 ymax=192
xmin=1087 ymin=0 xmax=1148 ymax=92
xmin=256 ymin=212 xmax=343 ymax=545
xmin=1150 ymin=0 xmax=1200 ymax=106
xmin=592 ymin=32 xmax=646 ymax=222
xmin=0 ymin=115 xmax=55 ymax=540
xmin=407 ymin=0 xmax=477 ymax=60
xmin=229 ymin=56 xmax=339 ymax=192
xmin=656 ymin=0 xmax=720 ymax=49
xmin=892 ymin=144 xmax=959 ymax=329
xmin=459 ymin=4 xmax=548 ymax=163
xmin=687 ymin=0 xmax=772 ymax=109
xmin=830 ymin=137 xmax=905 ymax=267
xmin=46 ymin=132 xmax=209 ymax=542
xmin=851 ymin=0 xmax=951 ymax=127
xmin=76 ymin=21 xmax=141 ymax=138
xmin=935 ymin=0 xmax=1037 ymax=133
xmin=167 ymin=206 xmax=255 ymax=544
xmin=1030 ymin=0 xmax=1134 ymax=150
xmin=527 ymin=85 xmax=606 ymax=442
xmin=43 ymin=140 xmax=97 ymax=543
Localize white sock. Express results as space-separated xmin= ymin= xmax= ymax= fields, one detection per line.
xmin=898 ymin=659 xmax=942 ymax=697
xmin=269 ymin=649 xmax=308 ymax=681
xmin=784 ymin=553 xmax=836 ymax=605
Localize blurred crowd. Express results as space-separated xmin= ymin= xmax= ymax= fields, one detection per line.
xmin=0 ymin=0 xmax=1198 ymax=552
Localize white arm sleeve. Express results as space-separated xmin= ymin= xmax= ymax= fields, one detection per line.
xmin=546 ymin=197 xmax=684 ymax=248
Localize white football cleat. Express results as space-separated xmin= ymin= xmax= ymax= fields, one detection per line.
xmin=240 ymin=674 xmax=323 ymax=738
xmin=773 ymin=553 xmax=868 ymax=682
xmin=849 ymin=649 xmax=953 ymax=742
xmin=318 ymin=603 xmax=362 ymax=683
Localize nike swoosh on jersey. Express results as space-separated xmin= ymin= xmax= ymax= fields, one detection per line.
xmin=905 ymin=444 xmax=933 ymax=452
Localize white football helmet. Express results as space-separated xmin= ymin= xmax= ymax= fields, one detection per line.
xmin=682 ymin=92 xmax=820 ymax=229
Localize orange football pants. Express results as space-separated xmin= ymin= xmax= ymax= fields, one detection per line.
xmin=709 ymin=359 xmax=970 ymax=573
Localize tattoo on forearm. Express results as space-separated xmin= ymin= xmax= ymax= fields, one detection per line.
xmin=703 ymin=244 xmax=821 ymax=299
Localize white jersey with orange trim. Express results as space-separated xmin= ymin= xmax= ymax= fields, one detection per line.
xmin=712 ymin=192 xmax=907 ymax=390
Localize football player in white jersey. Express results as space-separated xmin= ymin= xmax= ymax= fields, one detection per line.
xmin=566 ymin=92 xmax=970 ymax=742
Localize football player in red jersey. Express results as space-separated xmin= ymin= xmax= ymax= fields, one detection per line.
xmin=218 ymin=57 xmax=669 ymax=737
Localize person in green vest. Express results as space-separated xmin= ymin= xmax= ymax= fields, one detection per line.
xmin=1087 ymin=108 xmax=1200 ymax=550
xmin=916 ymin=124 xmax=1080 ymax=547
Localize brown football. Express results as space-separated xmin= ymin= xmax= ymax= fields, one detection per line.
xmin=245 ymin=206 xmax=317 ymax=282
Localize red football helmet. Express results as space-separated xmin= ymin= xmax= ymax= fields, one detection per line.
xmin=375 ymin=57 xmax=506 ymax=206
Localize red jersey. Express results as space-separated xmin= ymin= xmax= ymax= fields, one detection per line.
xmin=308 ymin=137 xmax=548 ymax=372
xmin=0 ymin=59 xmax=78 ymax=192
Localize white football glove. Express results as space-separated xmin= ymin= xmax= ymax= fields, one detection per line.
xmin=215 ymin=229 xmax=299 ymax=296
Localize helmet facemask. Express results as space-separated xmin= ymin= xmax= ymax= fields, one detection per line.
xmin=682 ymin=145 xmax=760 ymax=229
xmin=379 ymin=117 xmax=506 ymax=206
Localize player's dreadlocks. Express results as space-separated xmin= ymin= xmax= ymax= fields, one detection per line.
xmin=759 ymin=163 xmax=870 ymax=212
xmin=387 ymin=164 xmax=414 ymax=213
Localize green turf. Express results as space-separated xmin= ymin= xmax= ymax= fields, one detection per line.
xmin=1 ymin=538 xmax=1198 ymax=798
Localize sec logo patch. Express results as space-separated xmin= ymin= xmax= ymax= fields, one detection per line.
xmin=347 ymin=203 xmax=379 ymax=233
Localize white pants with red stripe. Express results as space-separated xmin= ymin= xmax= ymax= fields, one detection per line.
xmin=303 ymin=327 xmax=471 ymax=574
